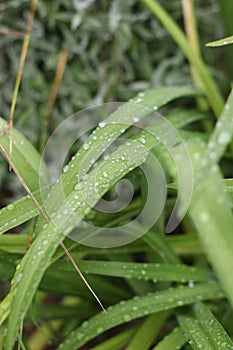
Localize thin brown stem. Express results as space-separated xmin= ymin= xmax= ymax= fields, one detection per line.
xmin=40 ymin=47 xmax=68 ymax=152
xmin=9 ymin=0 xmax=38 ymax=165
xmin=60 ymin=241 xmax=106 ymax=313
xmin=0 ymin=30 xmax=26 ymax=35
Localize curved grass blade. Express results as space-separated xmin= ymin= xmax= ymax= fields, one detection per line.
xmin=183 ymin=139 xmax=233 ymax=308
xmin=206 ymin=35 xmax=233 ymax=47
xmin=152 ymin=327 xmax=186 ymax=350
xmin=125 ymin=311 xmax=170 ymax=350
xmin=0 ymin=191 xmax=41 ymax=235
xmin=52 ymin=260 xmax=212 ymax=283
xmin=208 ymin=88 xmax=233 ymax=162
xmin=57 ymin=282 xmax=223 ymax=350
xmin=0 ymin=117 xmax=47 ymax=191
xmin=178 ymin=302 xmax=233 ymax=350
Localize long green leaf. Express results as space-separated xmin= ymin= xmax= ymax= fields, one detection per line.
xmin=0 ymin=117 xmax=46 ymax=191
xmin=206 ymin=35 xmax=233 ymax=47
xmin=178 ymin=302 xmax=233 ymax=350
xmin=183 ymin=139 xmax=233 ymax=308
xmin=125 ymin=312 xmax=170 ymax=350
xmin=51 ymin=260 xmax=212 ymax=283
xmin=57 ymin=282 xmax=224 ymax=350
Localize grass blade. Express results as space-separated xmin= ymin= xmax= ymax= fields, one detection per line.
xmin=52 ymin=260 xmax=212 ymax=283
xmin=125 ymin=312 xmax=170 ymax=350
xmin=178 ymin=302 xmax=233 ymax=350
xmin=206 ymin=35 xmax=233 ymax=47
xmin=141 ymin=0 xmax=224 ymax=117
xmin=208 ymin=88 xmax=233 ymax=162
xmin=152 ymin=327 xmax=186 ymax=350
xmin=57 ymin=282 xmax=224 ymax=350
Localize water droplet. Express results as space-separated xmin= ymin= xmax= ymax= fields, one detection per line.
xmin=16 ymin=272 xmax=23 ymax=283
xmin=218 ymin=132 xmax=231 ymax=145
xmin=16 ymin=264 xmax=21 ymax=271
xmin=84 ymin=207 xmax=91 ymax=215
xmin=7 ymin=204 xmax=14 ymax=211
xmin=96 ymin=327 xmax=103 ymax=334
xmin=123 ymin=314 xmax=131 ymax=322
xmin=83 ymin=143 xmax=90 ymax=150
xmin=189 ymin=280 xmax=194 ymax=288
xmin=74 ymin=183 xmax=83 ymax=191
xmin=63 ymin=165 xmax=69 ymax=173
xmin=99 ymin=121 xmax=106 ymax=128
xmin=102 ymin=171 xmax=108 ymax=178
xmin=153 ymin=106 xmax=158 ymax=110
xmin=199 ymin=212 xmax=209 ymax=224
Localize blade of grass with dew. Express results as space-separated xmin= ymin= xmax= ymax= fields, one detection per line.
xmin=207 ymin=88 xmax=233 ymax=162
xmin=57 ymin=282 xmax=224 ymax=350
xmin=125 ymin=311 xmax=170 ymax=350
xmin=152 ymin=327 xmax=186 ymax=350
xmin=3 ymin=88 xmax=200 ymax=348
xmin=177 ymin=302 xmax=233 ymax=350
xmin=0 ymin=190 xmax=42 ymax=235
xmin=0 ymin=117 xmax=47 ymax=191
xmin=182 ymin=139 xmax=233 ymax=308
xmin=206 ymin=35 xmax=233 ymax=47
xmin=141 ymin=0 xmax=224 ymax=117
xmin=50 ymin=260 xmax=212 ymax=283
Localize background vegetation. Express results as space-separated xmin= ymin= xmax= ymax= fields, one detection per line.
xmin=0 ymin=0 xmax=233 ymax=349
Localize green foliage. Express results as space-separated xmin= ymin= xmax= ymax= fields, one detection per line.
xmin=0 ymin=1 xmax=233 ymax=349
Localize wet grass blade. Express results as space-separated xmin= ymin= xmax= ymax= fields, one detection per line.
xmin=178 ymin=302 xmax=233 ymax=350
xmin=208 ymin=88 xmax=233 ymax=162
xmin=125 ymin=312 xmax=170 ymax=350
xmin=0 ymin=117 xmax=46 ymax=191
xmin=51 ymin=260 xmax=212 ymax=283
xmin=206 ymin=35 xmax=233 ymax=47
xmin=57 ymin=282 xmax=223 ymax=350
xmin=184 ymin=139 xmax=233 ymax=308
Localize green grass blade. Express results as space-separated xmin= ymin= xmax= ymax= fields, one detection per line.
xmin=90 ymin=326 xmax=139 ymax=350
xmin=185 ymin=139 xmax=233 ymax=308
xmin=0 ymin=191 xmax=41 ymax=235
xmin=125 ymin=312 xmax=170 ymax=350
xmin=178 ymin=302 xmax=233 ymax=350
xmin=52 ymin=260 xmax=212 ymax=283
xmin=57 ymin=282 xmax=223 ymax=350
xmin=208 ymin=88 xmax=233 ymax=162
xmin=152 ymin=327 xmax=186 ymax=350
xmin=141 ymin=0 xmax=224 ymax=117
xmin=0 ymin=117 xmax=47 ymax=191
xmin=206 ymin=35 xmax=233 ymax=47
